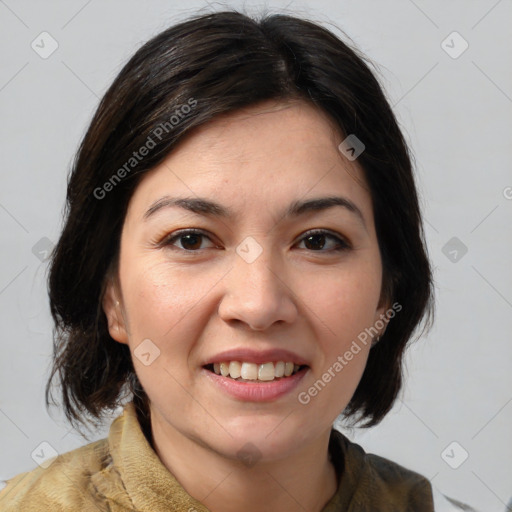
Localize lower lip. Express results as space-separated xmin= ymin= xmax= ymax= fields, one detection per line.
xmin=202 ymin=367 xmax=309 ymax=402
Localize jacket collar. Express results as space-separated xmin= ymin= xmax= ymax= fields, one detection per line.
xmin=91 ymin=401 xmax=432 ymax=511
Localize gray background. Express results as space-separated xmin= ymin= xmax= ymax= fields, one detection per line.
xmin=1 ymin=1 xmax=511 ymax=510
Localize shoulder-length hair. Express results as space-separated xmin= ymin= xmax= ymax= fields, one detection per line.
xmin=46 ymin=9 xmax=434 ymax=430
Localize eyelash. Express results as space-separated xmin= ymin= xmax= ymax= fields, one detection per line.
xmin=159 ymin=228 xmax=351 ymax=254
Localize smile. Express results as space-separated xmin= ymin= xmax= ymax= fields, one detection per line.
xmin=205 ymin=361 xmax=307 ymax=382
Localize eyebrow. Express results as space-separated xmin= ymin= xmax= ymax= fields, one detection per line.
xmin=143 ymin=195 xmax=367 ymax=229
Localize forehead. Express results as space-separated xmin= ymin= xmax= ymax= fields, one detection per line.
xmin=125 ymin=100 xmax=372 ymax=225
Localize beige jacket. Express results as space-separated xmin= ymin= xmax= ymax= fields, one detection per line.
xmin=0 ymin=402 xmax=434 ymax=511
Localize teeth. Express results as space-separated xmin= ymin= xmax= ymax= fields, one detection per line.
xmin=241 ymin=362 xmax=258 ymax=380
xmin=258 ymin=362 xmax=275 ymax=381
xmin=228 ymin=361 xmax=241 ymax=379
xmin=210 ymin=361 xmax=304 ymax=381
xmin=220 ymin=362 xmax=229 ymax=377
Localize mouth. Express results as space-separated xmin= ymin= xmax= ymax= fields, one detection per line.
xmin=203 ymin=361 xmax=309 ymax=382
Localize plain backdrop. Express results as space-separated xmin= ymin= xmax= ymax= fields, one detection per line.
xmin=0 ymin=1 xmax=511 ymax=510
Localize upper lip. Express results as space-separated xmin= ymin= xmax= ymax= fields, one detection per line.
xmin=202 ymin=348 xmax=310 ymax=367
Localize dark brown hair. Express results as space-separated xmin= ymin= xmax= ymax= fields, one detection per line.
xmin=46 ymin=9 xmax=434 ymax=431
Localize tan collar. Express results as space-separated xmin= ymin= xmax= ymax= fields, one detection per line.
xmin=91 ymin=402 xmax=433 ymax=511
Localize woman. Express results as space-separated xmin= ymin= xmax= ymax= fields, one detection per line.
xmin=1 ymin=9 xmax=469 ymax=511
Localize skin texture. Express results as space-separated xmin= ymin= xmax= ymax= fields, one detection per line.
xmin=103 ymin=99 xmax=389 ymax=512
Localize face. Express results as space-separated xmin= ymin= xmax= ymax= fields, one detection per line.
xmin=104 ymin=99 xmax=389 ymax=463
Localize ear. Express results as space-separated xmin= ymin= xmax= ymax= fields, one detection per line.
xmin=372 ymin=296 xmax=391 ymax=339
xmin=102 ymin=278 xmax=129 ymax=345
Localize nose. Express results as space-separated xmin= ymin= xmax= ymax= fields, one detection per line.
xmin=217 ymin=245 xmax=298 ymax=331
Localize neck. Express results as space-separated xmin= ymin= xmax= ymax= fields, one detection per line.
xmin=150 ymin=412 xmax=339 ymax=512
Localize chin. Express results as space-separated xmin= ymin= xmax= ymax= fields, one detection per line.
xmin=215 ymin=415 xmax=316 ymax=461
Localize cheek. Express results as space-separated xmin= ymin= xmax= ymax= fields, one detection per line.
xmin=121 ymin=258 xmax=211 ymax=337
xmin=119 ymin=260 xmax=207 ymax=401
xmin=299 ymin=270 xmax=376 ymax=417
xmin=303 ymin=262 xmax=382 ymax=341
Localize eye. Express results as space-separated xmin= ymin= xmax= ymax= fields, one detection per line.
xmin=160 ymin=229 xmax=216 ymax=251
xmin=295 ymin=229 xmax=350 ymax=252
xmin=160 ymin=228 xmax=350 ymax=253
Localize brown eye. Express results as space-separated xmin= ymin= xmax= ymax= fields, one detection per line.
xmin=161 ymin=229 xmax=215 ymax=251
xmin=297 ymin=230 xmax=350 ymax=252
